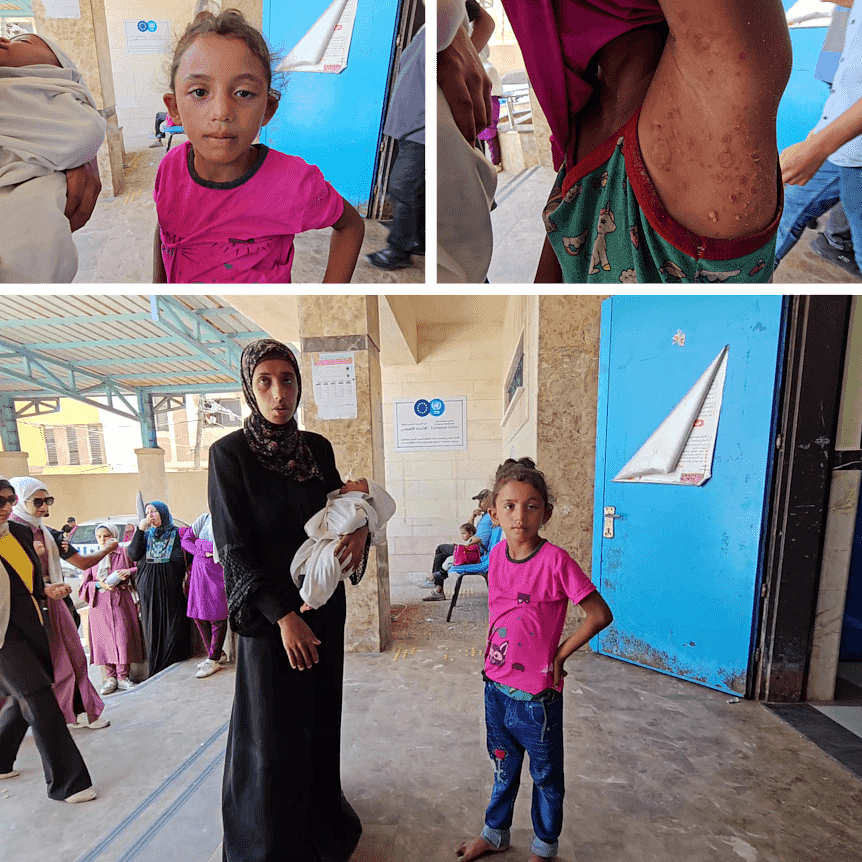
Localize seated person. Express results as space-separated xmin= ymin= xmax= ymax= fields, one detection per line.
xmin=291 ymin=478 xmax=396 ymax=611
xmin=441 ymin=522 xmax=479 ymax=574
xmin=0 ymin=33 xmax=106 ymax=282
xmin=491 ymin=0 xmax=792 ymax=283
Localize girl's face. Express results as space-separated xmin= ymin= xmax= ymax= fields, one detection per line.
xmin=490 ymin=480 xmax=551 ymax=545
xmin=96 ymin=527 xmax=114 ymax=548
xmin=145 ymin=504 xmax=162 ymax=528
xmin=25 ymin=488 xmax=52 ymax=519
xmin=252 ymin=358 xmax=299 ymax=425
xmin=164 ymin=34 xmax=278 ymax=184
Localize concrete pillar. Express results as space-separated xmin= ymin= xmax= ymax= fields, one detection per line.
xmin=297 ymin=296 xmax=390 ymax=653
xmin=32 ymin=0 xmax=125 ymax=197
xmin=135 ymin=448 xmax=167 ymax=507
xmin=0 ymin=451 xmax=30 ymax=479
xmin=535 ymin=296 xmax=606 ymax=576
xmin=0 ymin=395 xmax=21 ymax=452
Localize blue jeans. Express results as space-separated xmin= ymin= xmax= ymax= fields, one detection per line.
xmin=482 ymin=683 xmax=564 ymax=858
xmin=775 ymin=159 xmax=862 ymax=269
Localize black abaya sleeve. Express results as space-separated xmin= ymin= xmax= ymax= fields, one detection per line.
xmin=127 ymin=528 xmax=146 ymax=563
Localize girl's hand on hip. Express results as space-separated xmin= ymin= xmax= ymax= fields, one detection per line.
xmin=277 ymin=611 xmax=321 ymax=670
xmin=335 ymin=524 xmax=368 ymax=574
xmin=552 ymin=654 xmax=568 ymax=688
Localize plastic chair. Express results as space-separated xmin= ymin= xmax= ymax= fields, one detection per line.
xmin=445 ymin=525 xmax=503 ymax=622
xmin=164 ymin=125 xmax=185 ymax=152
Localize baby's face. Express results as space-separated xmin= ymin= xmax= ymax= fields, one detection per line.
xmin=460 ymin=529 xmax=472 ymax=542
xmin=0 ymin=35 xmax=61 ymax=68
xmin=340 ymin=478 xmax=369 ymax=495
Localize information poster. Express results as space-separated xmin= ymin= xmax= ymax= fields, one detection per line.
xmin=614 ymin=347 xmax=729 ymax=486
xmin=124 ymin=20 xmax=170 ymax=53
xmin=279 ymin=0 xmax=358 ymax=74
xmin=43 ymin=0 xmax=79 ymax=18
xmin=311 ymin=352 xmax=357 ymax=419
xmin=395 ymin=397 xmax=466 ymax=452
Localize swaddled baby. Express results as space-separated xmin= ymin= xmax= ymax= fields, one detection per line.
xmin=0 ymin=34 xmax=106 ymax=282
xmin=291 ymin=477 xmax=396 ymax=610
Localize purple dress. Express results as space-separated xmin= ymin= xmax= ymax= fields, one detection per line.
xmin=79 ymin=549 xmax=145 ymax=667
xmin=180 ymin=526 xmax=228 ymax=621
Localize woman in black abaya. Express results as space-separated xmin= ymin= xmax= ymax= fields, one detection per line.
xmin=208 ymin=339 xmax=368 ymax=862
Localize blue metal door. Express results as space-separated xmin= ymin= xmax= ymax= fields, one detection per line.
xmin=262 ymin=0 xmax=402 ymax=209
xmin=592 ymin=297 xmax=786 ymax=695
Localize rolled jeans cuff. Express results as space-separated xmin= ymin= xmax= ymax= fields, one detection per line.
xmin=480 ymin=826 xmax=510 ymax=850
xmin=531 ymin=835 xmax=559 ymax=857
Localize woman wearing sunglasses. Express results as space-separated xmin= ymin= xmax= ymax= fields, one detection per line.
xmin=10 ymin=477 xmax=117 ymax=731
xmin=0 ymin=476 xmax=97 ymax=802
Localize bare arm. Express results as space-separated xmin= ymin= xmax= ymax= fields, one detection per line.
xmin=781 ymin=93 xmax=862 ymax=185
xmin=153 ymin=224 xmax=167 ymax=283
xmin=534 ymin=235 xmax=563 ymax=283
xmin=552 ymin=591 xmax=613 ymax=686
xmin=469 ymin=3 xmax=495 ymax=53
xmin=323 ymin=200 xmax=364 ymax=283
xmin=64 ymin=540 xmax=119 ymax=571
xmin=638 ymin=0 xmax=792 ymax=238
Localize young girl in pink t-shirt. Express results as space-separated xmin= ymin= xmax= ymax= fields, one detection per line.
xmin=153 ymin=9 xmax=364 ymax=283
xmin=458 ymin=457 xmax=613 ymax=862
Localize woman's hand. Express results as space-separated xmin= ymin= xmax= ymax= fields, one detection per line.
xmin=45 ymin=582 xmax=72 ymax=600
xmin=277 ymin=612 xmax=321 ymax=670
xmin=335 ymin=524 xmax=369 ymax=575
xmin=139 ymin=517 xmax=151 ymax=531
xmin=33 ymin=540 xmax=46 ymax=557
xmin=64 ymin=157 xmax=101 ymax=232
xmin=438 ymin=25 xmax=492 ymax=144
xmin=97 ymin=578 xmax=114 ymax=592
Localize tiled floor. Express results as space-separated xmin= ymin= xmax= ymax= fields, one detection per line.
xmin=3 ymin=574 xmax=862 ymax=862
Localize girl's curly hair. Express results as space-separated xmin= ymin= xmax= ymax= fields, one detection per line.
xmin=491 ymin=457 xmax=554 ymax=510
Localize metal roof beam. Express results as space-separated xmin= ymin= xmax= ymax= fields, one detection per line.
xmin=23 ymin=336 xmax=178 ymax=350
xmin=0 ymin=312 xmax=150 ymax=329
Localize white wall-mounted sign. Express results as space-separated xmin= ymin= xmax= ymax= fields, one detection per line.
xmin=311 ymin=352 xmax=357 ymax=419
xmin=613 ymin=346 xmax=729 ymax=486
xmin=395 ymin=397 xmax=466 ymax=452
xmin=43 ymin=0 xmax=79 ymax=17
xmin=124 ymin=20 xmax=170 ymax=54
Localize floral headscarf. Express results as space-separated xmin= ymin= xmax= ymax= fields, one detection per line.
xmin=145 ymin=500 xmax=178 ymax=564
xmin=240 ymin=338 xmax=321 ymax=481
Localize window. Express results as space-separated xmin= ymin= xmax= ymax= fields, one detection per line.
xmin=155 ymin=410 xmax=169 ymax=432
xmin=504 ymin=334 xmax=525 ymax=413
xmin=88 ymin=424 xmax=104 ymax=465
xmin=207 ymin=396 xmax=242 ymax=427
xmin=44 ymin=426 xmax=58 ymax=466
xmin=66 ymin=427 xmax=80 ymax=466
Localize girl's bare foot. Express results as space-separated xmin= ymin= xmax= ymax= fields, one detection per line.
xmin=456 ymin=836 xmax=507 ymax=861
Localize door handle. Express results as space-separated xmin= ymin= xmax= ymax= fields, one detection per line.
xmin=603 ymin=506 xmax=622 ymax=539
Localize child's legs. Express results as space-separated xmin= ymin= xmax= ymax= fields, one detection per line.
xmin=775 ymin=161 xmax=841 ymax=264
xmin=638 ymin=1 xmax=791 ymax=240
xmin=115 ymin=664 xmax=130 ymax=680
xmin=209 ymin=620 xmax=228 ymax=660
xmin=482 ymin=683 xmax=524 ymax=846
xmin=522 ymin=698 xmax=565 ymax=857
xmin=838 ymin=165 xmax=862 ymax=273
xmin=0 ymin=174 xmax=78 ymax=283
xmin=194 ymin=618 xmax=212 ymax=650
xmin=103 ymin=663 xmax=117 ymax=680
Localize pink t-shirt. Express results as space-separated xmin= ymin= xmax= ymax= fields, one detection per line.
xmin=153 ymin=142 xmax=344 ymax=283
xmin=501 ymin=0 xmax=665 ymax=169
xmin=484 ymin=540 xmax=596 ymax=695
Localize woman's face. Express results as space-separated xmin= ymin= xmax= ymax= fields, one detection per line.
xmin=96 ymin=527 xmax=114 ymax=548
xmin=25 ymin=488 xmax=52 ymax=518
xmin=252 ymin=358 xmax=299 ymax=425
xmin=145 ymin=504 xmax=162 ymax=528
xmin=0 ymin=487 xmax=16 ymax=525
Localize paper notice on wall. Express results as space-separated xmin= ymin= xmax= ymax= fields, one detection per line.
xmin=42 ymin=0 xmax=79 ymax=18
xmin=278 ymin=0 xmax=358 ymax=74
xmin=124 ymin=20 xmax=170 ymax=54
xmin=311 ymin=352 xmax=357 ymax=420
xmin=613 ymin=346 xmax=729 ymax=486
xmin=394 ymin=398 xmax=467 ymax=452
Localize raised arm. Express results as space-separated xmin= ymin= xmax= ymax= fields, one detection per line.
xmin=638 ymin=0 xmax=792 ymax=238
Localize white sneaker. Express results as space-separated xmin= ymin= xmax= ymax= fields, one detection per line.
xmin=117 ymin=678 xmax=135 ymax=691
xmin=100 ymin=677 xmax=118 ymax=695
xmin=0 ymin=770 xmax=19 ymax=780
xmin=65 ymin=786 xmax=97 ymax=803
xmin=218 ymin=652 xmax=230 ymax=664
xmin=75 ymin=713 xmax=110 ymax=730
xmin=195 ymin=658 xmax=222 ymax=678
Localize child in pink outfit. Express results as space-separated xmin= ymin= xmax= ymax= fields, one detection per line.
xmin=458 ymin=458 xmax=612 ymax=862
xmin=153 ymin=8 xmax=364 ymax=284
